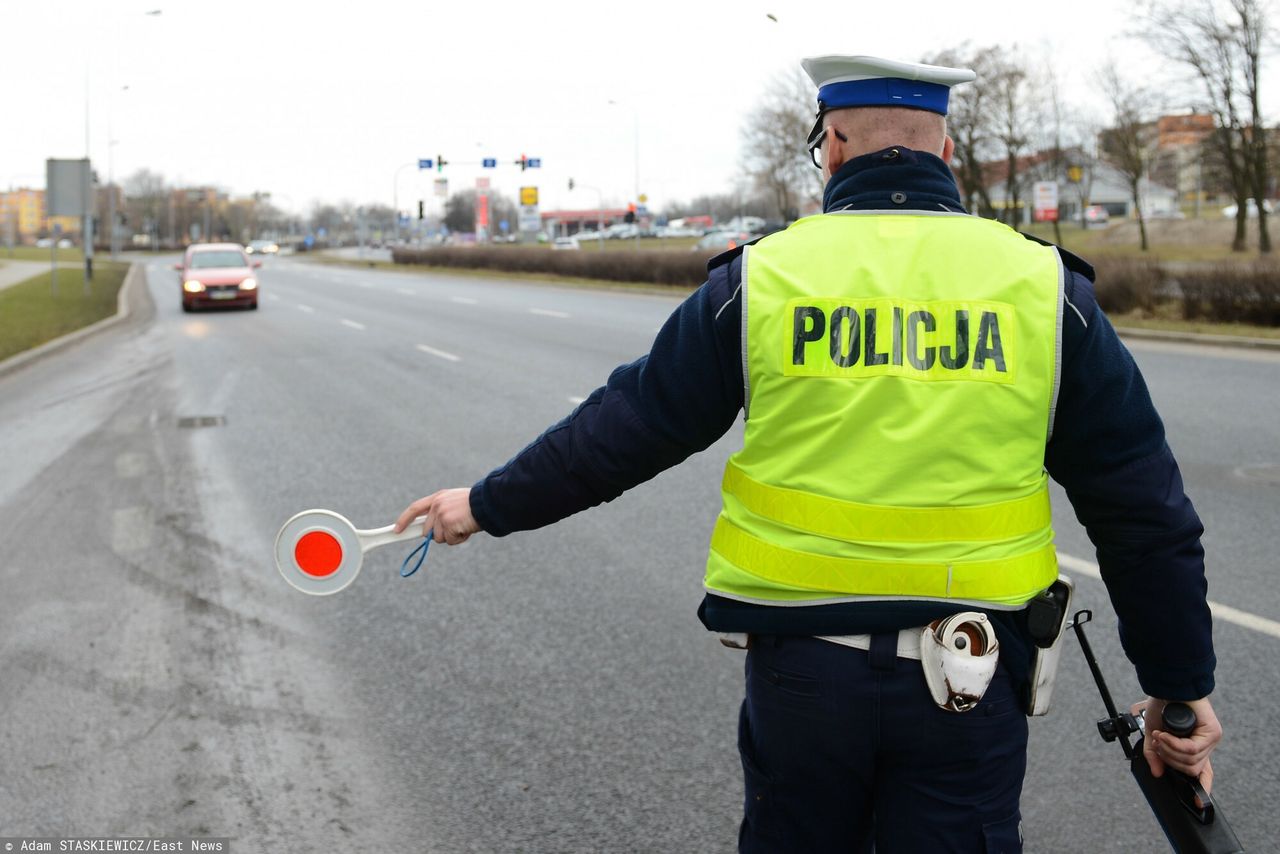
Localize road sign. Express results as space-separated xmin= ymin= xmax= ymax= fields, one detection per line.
xmin=520 ymin=186 xmax=539 ymax=206
xmin=317 ymin=227 xmax=328 ymax=238
xmin=46 ymin=159 xmax=92 ymax=216
xmin=419 ymin=159 xmax=433 ymax=170
xmin=434 ymin=178 xmax=448 ymax=197
xmin=476 ymin=177 xmax=491 ymax=191
xmin=500 ymin=219 xmax=510 ymax=233
xmin=1033 ymin=181 xmax=1059 ymax=222
xmin=527 ymin=158 xmax=541 ymax=168
xmin=482 ymin=158 xmax=497 ymax=168
xmin=638 ymin=194 xmax=648 ymax=204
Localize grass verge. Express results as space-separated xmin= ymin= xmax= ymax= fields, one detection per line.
xmin=1 ymin=246 xmax=86 ymax=263
xmin=0 ymin=263 xmax=129 ymax=362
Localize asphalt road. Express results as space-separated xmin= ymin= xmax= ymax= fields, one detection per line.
xmin=0 ymin=255 xmax=1277 ymax=852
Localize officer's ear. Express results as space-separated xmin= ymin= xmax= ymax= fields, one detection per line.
xmin=941 ymin=134 xmax=955 ymax=165
xmin=824 ymin=126 xmax=848 ymax=180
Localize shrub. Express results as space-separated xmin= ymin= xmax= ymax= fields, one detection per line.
xmin=391 ymin=246 xmax=708 ymax=288
xmin=1090 ymin=257 xmax=1164 ymax=315
xmin=1177 ymin=262 xmax=1280 ymax=326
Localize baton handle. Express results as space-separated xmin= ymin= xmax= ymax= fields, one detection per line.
xmin=357 ymin=517 xmax=430 ymax=553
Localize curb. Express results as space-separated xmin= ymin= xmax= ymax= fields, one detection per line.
xmin=0 ymin=262 xmax=143 ymax=380
xmin=1114 ymin=325 xmax=1280 ymax=352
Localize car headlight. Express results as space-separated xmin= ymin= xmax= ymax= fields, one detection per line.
xmin=239 ymin=277 xmax=258 ymax=290
xmin=183 ymin=280 xmax=206 ymax=293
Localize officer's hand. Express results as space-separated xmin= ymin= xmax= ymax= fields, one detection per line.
xmin=1131 ymin=696 xmax=1222 ymax=799
xmin=394 ymin=488 xmax=480 ymax=545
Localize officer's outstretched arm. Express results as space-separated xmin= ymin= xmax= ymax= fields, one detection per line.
xmin=1130 ymin=696 xmax=1223 ymax=796
xmin=394 ymin=488 xmax=480 ymax=546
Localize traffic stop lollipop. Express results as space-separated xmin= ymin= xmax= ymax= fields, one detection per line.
xmin=275 ymin=509 xmax=431 ymax=595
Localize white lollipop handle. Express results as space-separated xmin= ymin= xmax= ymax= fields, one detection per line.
xmin=356 ymin=516 xmax=429 ymax=553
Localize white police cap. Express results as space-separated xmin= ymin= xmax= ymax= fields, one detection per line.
xmin=802 ymin=55 xmax=977 ymax=117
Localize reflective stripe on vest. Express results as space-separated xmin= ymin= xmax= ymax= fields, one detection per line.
xmin=705 ymin=211 xmax=1064 ymax=608
xmin=722 ymin=459 xmax=1052 ymax=543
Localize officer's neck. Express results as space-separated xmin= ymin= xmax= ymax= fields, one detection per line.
xmin=821 ymin=147 xmax=965 ymax=214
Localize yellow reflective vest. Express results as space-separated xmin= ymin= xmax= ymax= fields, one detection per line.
xmin=704 ymin=212 xmax=1065 ymax=609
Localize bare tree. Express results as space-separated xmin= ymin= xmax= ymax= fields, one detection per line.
xmin=740 ymin=69 xmax=823 ymax=220
xmin=991 ymin=50 xmax=1039 ymax=227
xmin=1100 ymin=63 xmax=1160 ymax=251
xmin=1139 ymin=0 xmax=1271 ymax=251
xmin=927 ymin=45 xmax=1001 ymax=217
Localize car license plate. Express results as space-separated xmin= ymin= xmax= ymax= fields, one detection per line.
xmin=210 ymin=290 xmax=236 ymax=299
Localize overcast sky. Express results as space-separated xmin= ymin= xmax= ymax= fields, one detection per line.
xmin=5 ymin=0 xmax=1274 ymax=216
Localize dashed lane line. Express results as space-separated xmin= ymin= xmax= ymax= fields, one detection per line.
xmin=397 ymin=287 xmax=414 ymax=295
xmin=357 ymin=281 xmax=374 ymax=289
xmin=298 ymin=304 xmax=315 ymax=313
xmin=266 ymin=293 xmax=281 ymax=302
xmin=341 ymin=319 xmax=366 ymax=331
xmin=451 ymin=296 xmax=478 ymax=305
xmin=1057 ymin=552 xmax=1280 ymax=641
xmin=417 ymin=344 xmax=462 ymax=362
xmin=529 ymin=308 xmax=571 ymax=319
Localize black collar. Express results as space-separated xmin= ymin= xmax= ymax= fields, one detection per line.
xmin=822 ymin=146 xmax=967 ymax=214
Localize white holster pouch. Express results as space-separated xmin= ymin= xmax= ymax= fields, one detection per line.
xmin=1026 ymin=575 xmax=1075 ymax=716
xmin=921 ymin=612 xmax=1000 ymax=713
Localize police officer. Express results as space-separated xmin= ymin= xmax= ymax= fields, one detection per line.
xmin=396 ymin=55 xmax=1222 ymax=852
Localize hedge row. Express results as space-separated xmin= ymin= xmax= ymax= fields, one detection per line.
xmin=391 ymin=246 xmax=709 ymax=287
xmin=390 ymin=247 xmax=1280 ymax=327
xmin=1092 ymin=258 xmax=1280 ymax=326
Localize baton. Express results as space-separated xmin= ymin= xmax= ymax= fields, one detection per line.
xmin=275 ymin=509 xmax=429 ymax=595
xmin=1071 ymin=610 xmax=1244 ymax=853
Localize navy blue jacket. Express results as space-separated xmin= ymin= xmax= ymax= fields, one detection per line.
xmin=470 ymin=147 xmax=1214 ymax=702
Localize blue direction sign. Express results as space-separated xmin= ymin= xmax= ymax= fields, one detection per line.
xmin=482 ymin=158 xmax=497 ymax=168
xmin=527 ymin=158 xmax=542 ymax=168
xmin=418 ymin=159 xmax=433 ymax=169
xmin=499 ymin=219 xmax=509 ymax=233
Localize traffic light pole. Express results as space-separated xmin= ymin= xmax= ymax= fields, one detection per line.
xmin=392 ymin=161 xmax=418 ymax=245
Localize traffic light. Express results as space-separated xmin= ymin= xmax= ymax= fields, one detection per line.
xmin=568 ymin=177 xmax=575 ymax=191
xmin=437 ymin=154 xmax=447 ymax=172
xmin=518 ymin=154 xmax=527 ymax=171
xmin=418 ymin=201 xmax=424 ymax=220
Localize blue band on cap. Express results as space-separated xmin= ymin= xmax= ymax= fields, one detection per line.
xmin=817 ymin=78 xmax=952 ymax=115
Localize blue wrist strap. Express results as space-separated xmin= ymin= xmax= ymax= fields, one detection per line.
xmin=400 ymin=533 xmax=432 ymax=578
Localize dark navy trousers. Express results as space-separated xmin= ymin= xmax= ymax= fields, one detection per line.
xmin=738 ymin=634 xmax=1027 ymax=853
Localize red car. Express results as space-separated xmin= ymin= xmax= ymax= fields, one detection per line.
xmin=175 ymin=243 xmax=261 ymax=311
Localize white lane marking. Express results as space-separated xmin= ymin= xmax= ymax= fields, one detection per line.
xmin=417 ymin=344 xmax=462 ymax=362
xmin=111 ymin=506 xmax=153 ymax=554
xmin=529 ymin=308 xmax=571 ymax=319
xmin=341 ymin=319 xmax=366 ymax=331
xmin=297 ymin=304 xmax=315 ymax=313
xmin=451 ymin=296 xmax=478 ymax=305
xmin=397 ymin=287 xmax=414 ymax=295
xmin=568 ymin=396 xmax=586 ymax=405
xmin=266 ymin=293 xmax=281 ymax=302
xmin=1058 ymin=552 xmax=1280 ymax=641
xmin=328 ymin=275 xmax=344 ymax=283
xmin=357 ymin=281 xmax=374 ymax=289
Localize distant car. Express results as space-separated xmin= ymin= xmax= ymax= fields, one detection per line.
xmin=692 ymin=231 xmax=756 ymax=254
xmin=551 ymin=236 xmax=580 ymax=251
xmin=245 ymin=239 xmax=279 ymax=255
xmin=174 ymin=242 xmax=260 ymax=311
xmin=1221 ymin=199 xmax=1274 ymax=218
xmin=57 ymin=238 xmax=73 ymax=249
xmin=1083 ymin=205 xmax=1110 ymax=227
xmin=35 ymin=238 xmax=53 ymax=248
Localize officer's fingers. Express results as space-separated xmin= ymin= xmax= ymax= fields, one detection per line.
xmin=1144 ymin=729 xmax=1167 ymax=778
xmin=395 ymin=494 xmax=437 ymax=533
xmin=1198 ymin=759 xmax=1214 ymax=802
xmin=1152 ymin=733 xmax=1211 ymax=779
